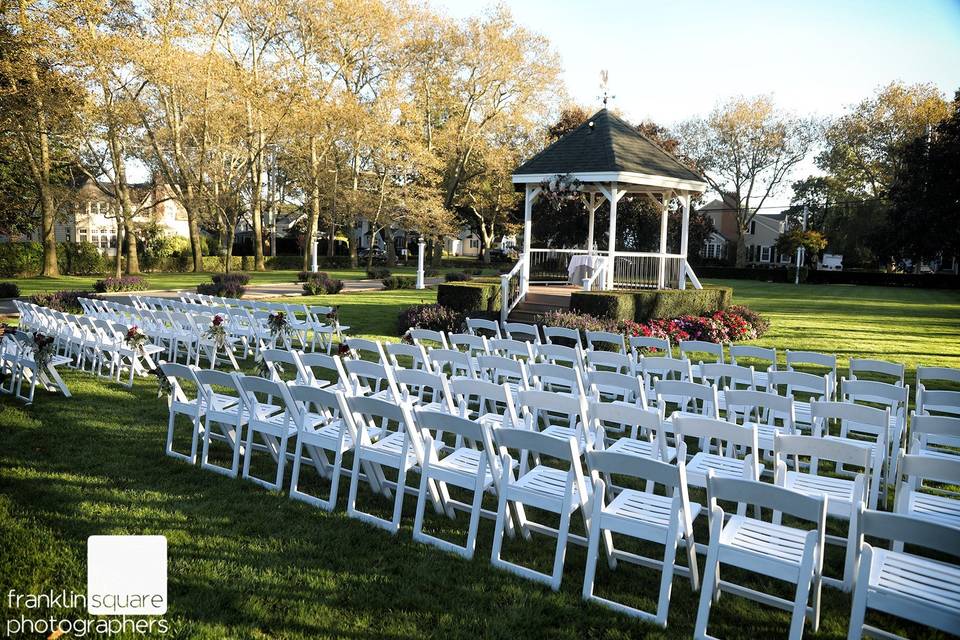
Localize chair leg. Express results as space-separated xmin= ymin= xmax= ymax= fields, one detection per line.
xmin=694 ymin=542 xmax=720 ymax=640
xmin=655 ymin=525 xmax=680 ymax=627
xmin=581 ymin=510 xmax=602 ymax=602
xmin=549 ymin=506 xmax=572 ymax=591
xmin=789 ymin=545 xmax=817 ymax=640
xmin=846 ymin=546 xmax=871 ymax=640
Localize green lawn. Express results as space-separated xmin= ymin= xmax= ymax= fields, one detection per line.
xmin=1 ymin=281 xmax=958 ymax=639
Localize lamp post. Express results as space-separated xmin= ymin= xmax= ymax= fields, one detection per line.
xmin=794 ymin=205 xmax=808 ymax=285
xmin=310 ymin=228 xmax=318 ymax=273
xmin=416 ymin=236 xmax=426 ymax=289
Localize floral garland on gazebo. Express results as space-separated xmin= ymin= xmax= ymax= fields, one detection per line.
xmin=539 ymin=173 xmax=583 ymax=210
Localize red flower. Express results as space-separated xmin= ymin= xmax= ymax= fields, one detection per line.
xmin=212 ymin=314 xmax=224 ymax=326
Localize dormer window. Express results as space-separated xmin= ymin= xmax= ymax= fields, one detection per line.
xmin=749 ymin=220 xmax=757 ymax=235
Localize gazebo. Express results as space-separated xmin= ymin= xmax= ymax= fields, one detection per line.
xmin=502 ymin=108 xmax=708 ymax=321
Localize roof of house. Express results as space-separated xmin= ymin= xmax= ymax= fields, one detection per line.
xmin=513 ymin=108 xmax=705 ymax=185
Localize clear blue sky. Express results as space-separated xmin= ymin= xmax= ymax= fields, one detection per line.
xmin=432 ymin=0 xmax=960 ymax=205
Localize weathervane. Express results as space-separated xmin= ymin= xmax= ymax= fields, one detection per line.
xmin=599 ymin=70 xmax=615 ymax=107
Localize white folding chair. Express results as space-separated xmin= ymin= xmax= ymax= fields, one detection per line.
xmin=536 ymin=342 xmax=584 ymax=370
xmin=915 ymin=365 xmax=960 ymax=416
xmin=343 ymin=359 xmax=401 ymax=402
xmin=427 ymin=348 xmax=476 ymax=380
xmin=767 ymin=369 xmax=831 ymax=432
xmin=585 ymin=330 xmax=625 ymax=353
xmin=296 ymin=352 xmax=351 ymax=392
xmin=527 ymin=362 xmax=585 ymax=398
xmin=490 ymin=427 xmax=590 ymax=591
xmin=847 ymin=508 xmax=960 ymax=640
xmin=724 ymin=388 xmax=796 ymax=458
xmin=408 ymin=328 xmax=449 ymax=351
xmin=893 ymin=450 xmax=960 ymax=550
xmin=450 ymin=378 xmax=520 ymax=432
xmin=841 ymin=378 xmax=909 ymax=466
xmin=848 ymin=357 xmax=905 ymax=386
xmin=586 ymin=370 xmax=648 ymax=408
xmin=695 ymin=474 xmax=827 ymax=640
xmin=584 ymin=350 xmax=633 ymax=376
xmin=385 ymin=342 xmax=433 ymax=372
xmin=394 ymin=368 xmax=456 ymax=414
xmin=488 ymin=338 xmax=535 ymax=363
xmin=543 ymin=325 xmax=583 ymax=349
xmin=197 ymin=370 xmax=248 ymax=479
xmin=673 ymin=415 xmax=762 ymax=502
xmin=785 ymin=349 xmax=837 ymax=399
xmin=908 ymin=413 xmax=960 ymax=461
xmin=774 ymin=434 xmax=872 ymax=591
xmin=582 ymin=447 xmax=700 ymax=626
xmin=345 ymin=337 xmax=388 ymax=363
xmin=516 ymin=388 xmax=592 ymax=451
xmin=237 ymin=375 xmax=300 ymax=491
xmin=729 ymin=345 xmax=777 ymax=389
xmin=259 ymin=348 xmax=309 ymax=384
xmin=593 ymin=400 xmax=675 ymax=462
xmin=629 ymin=335 xmax=672 ymax=358
xmin=503 ymin=322 xmax=541 ymax=344
xmin=466 ymin=317 xmax=501 ymax=339
xmin=679 ymin=339 xmax=724 ymax=380
xmin=161 ymin=362 xmax=213 ymax=464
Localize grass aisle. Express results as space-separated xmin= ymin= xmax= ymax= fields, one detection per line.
xmin=1 ymin=282 xmax=958 ymax=639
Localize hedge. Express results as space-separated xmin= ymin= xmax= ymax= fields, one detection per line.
xmin=570 ymin=287 xmax=733 ymax=321
xmin=696 ymin=266 xmax=960 ymax=289
xmin=436 ymin=281 xmax=502 ymax=313
xmin=0 ymin=242 xmax=43 ymax=277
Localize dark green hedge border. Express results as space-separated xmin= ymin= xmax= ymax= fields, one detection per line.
xmin=571 ymin=287 xmax=733 ymax=321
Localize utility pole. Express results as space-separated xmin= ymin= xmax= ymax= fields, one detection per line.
xmin=795 ymin=205 xmax=808 ymax=285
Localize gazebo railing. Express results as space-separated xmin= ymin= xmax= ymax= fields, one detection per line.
xmin=528 ymin=248 xmax=590 ymax=283
xmin=612 ymin=252 xmax=685 ymax=290
xmin=500 ymin=256 xmax=526 ymax=324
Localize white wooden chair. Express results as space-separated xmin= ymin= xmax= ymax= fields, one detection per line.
xmin=584 ymin=349 xmax=633 ymax=376
xmin=160 ymin=362 xmax=214 ymax=464
xmin=639 ymin=355 xmax=693 ymax=398
xmin=774 ymin=433 xmax=871 ymax=591
xmin=785 ymin=349 xmax=837 ymax=399
xmin=893 ymin=450 xmax=960 ymax=549
xmin=679 ymin=340 xmax=725 ymax=380
xmin=592 ymin=400 xmax=675 ymax=462
xmin=394 ymin=368 xmax=456 ymax=414
xmin=809 ymin=401 xmax=888 ymax=511
xmin=259 ymin=348 xmax=309 ymax=384
xmin=586 ymin=370 xmax=648 ymax=408
xmin=466 ymin=317 xmax=501 ymax=339
xmin=296 ymin=352 xmax=351 ymax=392
xmin=585 ymin=330 xmax=626 ymax=353
xmin=841 ymin=378 xmax=909 ymax=468
xmin=915 ymin=365 xmax=960 ymax=416
xmin=412 ymin=409 xmax=505 ymax=559
xmin=344 ymin=395 xmax=441 ymax=534
xmin=527 ymin=362 xmax=586 ymax=398
xmin=503 ymin=321 xmax=541 ymax=344
xmin=487 ymin=338 xmax=535 ymax=363
xmin=343 ymin=359 xmax=401 ymax=402
xmin=516 ymin=388 xmax=592 ymax=451
xmin=345 ymin=337 xmax=388 ymax=363
xmin=450 ymin=378 xmax=520 ymax=432
xmin=700 ymin=362 xmax=758 ymax=412
xmin=848 ymin=357 xmax=905 ymax=386
xmin=908 ymin=413 xmax=960 ymax=461
xmin=724 ymin=388 xmax=796 ymax=458
xmin=767 ymin=369 xmax=831 ymax=432
xmin=197 ymin=369 xmax=248 ymax=479
xmin=655 ymin=379 xmax=720 ymax=435
xmin=582 ymin=447 xmax=700 ymax=626
xmin=384 ymin=342 xmax=432 ymax=372
xmin=476 ymin=354 xmax=528 ymax=396
xmin=542 ymin=325 xmax=583 ymax=349
xmin=287 ymin=385 xmax=363 ymax=511
xmin=490 ymin=427 xmax=590 ymax=591
xmin=536 ymin=342 xmax=584 ymax=370
xmin=408 ymin=328 xmax=449 ymax=351
xmin=629 ymin=335 xmax=672 ymax=358
xmin=447 ymin=333 xmax=490 ymax=360
xmin=673 ymin=415 xmax=762 ymax=504
xmin=729 ymin=345 xmax=777 ymax=389
xmin=427 ymin=348 xmax=476 ymax=380
xmin=695 ymin=473 xmax=827 ymax=640
xmin=237 ymin=375 xmax=300 ymax=491
xmin=847 ymin=508 xmax=960 ymax=640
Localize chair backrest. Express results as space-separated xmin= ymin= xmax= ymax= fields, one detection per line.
xmin=415 ymin=409 xmax=499 ymax=474
xmin=236 ymin=375 xmax=300 ymax=424
xmin=587 ymin=370 xmax=647 ymax=407
xmin=896 ymin=450 xmax=960 ymax=501
xmin=448 ymin=333 xmax=489 ymax=357
xmin=724 ymin=388 xmax=795 ymax=428
xmin=679 ymin=340 xmax=724 ymax=364
xmin=409 ymin=328 xmax=449 ymax=350
xmin=916 ymin=365 xmax=960 ymax=388
xmin=809 ymin=400 xmax=889 ymax=443
xmin=767 ymin=370 xmax=830 ymax=401
xmin=344 ymin=358 xmax=400 ymax=401
xmin=857 ymin=507 xmax=960 ymax=558
xmin=584 ymin=350 xmax=632 ymax=375
xmin=502 ymin=322 xmax=540 ymax=344
xmin=494 ymin=427 xmax=583 ymax=485
xmin=450 ymin=378 xmax=519 ymax=428
xmin=286 ymin=384 xmax=344 ymax=428
xmin=589 ymin=401 xmax=669 ymax=459
xmin=673 ymin=414 xmax=758 ymax=465
xmin=536 ymin=343 xmax=583 ymax=369
xmin=628 ymin=335 xmax=672 ymax=358
xmin=655 ymin=379 xmax=719 ymax=418
xmin=917 ymin=389 xmax=960 ymax=418
xmin=296 ymin=352 xmax=349 ymax=389
xmin=841 ymin=378 xmax=908 ymax=414
xmin=708 ymin=473 xmax=827 ymax=525
xmin=427 ymin=349 xmax=475 ymax=379
xmin=259 ymin=348 xmax=308 ymax=383
xmin=849 ymin=357 xmax=905 ymax=385
xmin=476 ymin=355 xmax=527 ymax=387
xmin=194 ymin=369 xmax=242 ymax=404
xmin=909 ymin=413 xmax=960 ymax=454
xmin=345 ymin=394 xmax=421 ymax=455
xmin=384 ymin=342 xmax=432 ymax=372
xmin=639 ymin=356 xmax=693 ymax=389
xmin=527 ymin=362 xmax=585 ymax=397
xmin=159 ymin=362 xmax=200 ymax=405
xmin=774 ymin=433 xmax=872 ymax=479
xmin=515 ymin=388 xmax=589 ymax=442
xmin=487 ymin=338 xmax=534 ymax=362
xmin=786 ymin=350 xmax=837 ymax=395
xmin=585 ymin=330 xmax=626 ymax=353
xmin=466 ymin=317 xmax=501 ymax=339
xmin=394 ymin=368 xmax=456 ymax=412
xmin=542 ymin=326 xmax=583 ymax=348
xmin=701 ymin=362 xmax=757 ymax=392
xmin=587 ymin=449 xmax=691 ymax=527
xmin=729 ymin=345 xmax=777 ymax=371
xmin=345 ymin=338 xmax=387 ymax=363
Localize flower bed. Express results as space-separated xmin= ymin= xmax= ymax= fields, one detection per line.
xmin=94 ymin=276 xmax=150 ymax=293
xmin=197 ymin=273 xmax=249 ymax=298
xmin=29 ymin=290 xmax=103 ymax=314
xmin=397 ymin=303 xmax=465 ymax=335
xmin=537 ymin=305 xmax=769 ymax=344
xmin=302 ymin=272 xmax=344 ymax=295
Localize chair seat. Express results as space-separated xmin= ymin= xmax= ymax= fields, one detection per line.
xmin=364 ymin=432 xmax=419 ymax=469
xmin=719 ymin=514 xmax=809 ymax=581
xmin=603 ymin=488 xmax=702 ymax=534
xmin=686 ymin=452 xmax=760 ymax=486
xmin=905 ymin=492 xmax=960 ymax=529
xmin=539 ymin=425 xmax=585 ymax=450
xmin=431 ymin=448 xmax=494 ymax=487
xmin=511 ymin=466 xmax=581 ymax=513
xmin=869 ymin=547 xmax=960 ymax=616
xmin=781 ymin=470 xmax=858 ymax=518
xmin=606 ymin=437 xmax=677 ymax=462
xmin=300 ymin=416 xmax=353 ymax=451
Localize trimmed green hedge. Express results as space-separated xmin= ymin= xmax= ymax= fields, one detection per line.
xmin=436 ymin=281 xmax=502 ymax=313
xmin=570 ymin=287 xmax=733 ymax=321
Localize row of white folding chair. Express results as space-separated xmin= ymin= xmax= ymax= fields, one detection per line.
xmin=0 ymin=331 xmax=72 ymax=402
xmin=915 ymin=365 xmax=960 ymax=419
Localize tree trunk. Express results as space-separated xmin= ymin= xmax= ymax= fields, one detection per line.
xmin=432 ymin=237 xmax=443 ymax=266
xmin=303 ymin=137 xmax=322 ymax=272
xmin=40 ymin=190 xmax=58 ymax=276
xmin=385 ymin=229 xmax=397 ymax=267
xmin=185 ymin=184 xmax=203 ymax=272
xmin=735 ymin=227 xmax=748 ymax=267
xmin=113 ymin=220 xmax=123 ymax=278
xmin=124 ymin=218 xmax=140 ymax=274
xmin=327 ymin=221 xmax=336 ymax=257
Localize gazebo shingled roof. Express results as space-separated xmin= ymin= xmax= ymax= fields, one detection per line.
xmin=513 ymin=108 xmax=705 ymax=186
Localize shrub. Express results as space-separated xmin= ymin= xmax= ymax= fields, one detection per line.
xmin=212 ymin=272 xmax=250 ymax=286
xmin=198 ymin=273 xmax=247 ymax=298
xmin=436 ymin=282 xmax=501 ymax=313
xmin=424 ymin=268 xmax=440 ymax=277
xmin=93 ymin=276 xmax=149 ymax=293
xmin=569 ymin=291 xmax=636 ymax=321
xmin=397 ymin=303 xmax=465 ymax=335
xmin=444 ymin=271 xmax=472 ymax=282
xmin=787 ymin=266 xmax=809 ymax=284
xmin=382 ymin=275 xmax=417 ymax=290
xmin=535 ymin=309 xmax=614 ymax=333
xmin=728 ymin=305 xmax=770 ymax=338
xmin=0 ymin=242 xmax=43 ymax=277
xmin=297 ymin=270 xmax=321 ymax=282
xmin=58 ymin=242 xmax=105 ymax=275
xmin=302 ymin=273 xmax=343 ymax=295
xmin=0 ymin=282 xmax=21 ymax=298
xmin=633 ymin=287 xmax=732 ymax=320
xmin=366 ymin=266 xmax=391 ymax=279
xmin=29 ymin=290 xmax=102 ymax=314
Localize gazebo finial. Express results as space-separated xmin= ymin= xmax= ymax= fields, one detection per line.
xmin=599 ymin=69 xmax=615 ymax=108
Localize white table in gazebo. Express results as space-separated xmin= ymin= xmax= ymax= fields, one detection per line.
xmin=567 ymin=254 xmax=605 ymax=284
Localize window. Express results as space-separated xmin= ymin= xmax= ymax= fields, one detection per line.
xmin=469 ymin=239 xmax=479 ymax=249
xmin=78 ymin=228 xmax=88 ymax=243
xmin=760 ymin=246 xmax=771 ymax=262
xmin=749 ymin=220 xmax=757 ymax=235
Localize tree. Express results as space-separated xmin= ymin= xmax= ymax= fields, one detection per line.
xmin=819 ymin=81 xmax=951 ymax=198
xmin=890 ymin=90 xmax=960 ymax=262
xmin=774 ymin=228 xmax=827 ymax=262
xmin=547 ymin=104 xmax=591 ymax=141
xmin=676 ymin=96 xmax=818 ymax=266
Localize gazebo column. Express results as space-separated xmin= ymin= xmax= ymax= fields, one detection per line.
xmin=679 ymin=193 xmax=690 ymax=289
xmin=657 ymin=191 xmax=670 ymax=289
xmin=606 ymin=182 xmax=619 ymax=290
xmin=586 ymin=192 xmax=597 ymax=253
xmin=521 ymin=185 xmax=538 ymax=296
